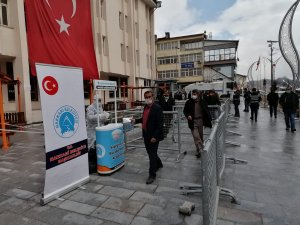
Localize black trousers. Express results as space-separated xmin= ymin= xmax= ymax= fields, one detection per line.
xmin=269 ymin=104 xmax=278 ymax=118
xmin=144 ymin=139 xmax=163 ymax=178
xmin=234 ymin=104 xmax=240 ymax=117
xmin=250 ymin=104 xmax=259 ymax=120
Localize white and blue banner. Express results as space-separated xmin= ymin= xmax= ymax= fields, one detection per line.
xmin=96 ymin=123 xmax=125 ymax=174
xmin=36 ymin=63 xmax=89 ymax=205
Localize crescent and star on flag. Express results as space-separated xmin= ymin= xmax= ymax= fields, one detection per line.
xmin=45 ymin=0 xmax=77 ymax=36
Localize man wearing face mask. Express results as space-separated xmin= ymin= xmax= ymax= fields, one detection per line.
xmin=183 ymin=89 xmax=212 ymax=158
xmin=158 ymin=90 xmax=175 ymax=138
xmin=279 ymin=86 xmax=299 ymax=132
xmin=134 ymin=91 xmax=164 ymax=184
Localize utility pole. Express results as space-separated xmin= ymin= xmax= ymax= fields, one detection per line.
xmin=267 ymin=40 xmax=278 ymax=87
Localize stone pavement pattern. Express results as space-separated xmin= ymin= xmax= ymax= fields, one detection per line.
xmin=0 ymin=105 xmax=299 ymax=225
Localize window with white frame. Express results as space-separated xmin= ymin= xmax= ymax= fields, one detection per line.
xmin=181 ymin=41 xmax=202 ymax=50
xmin=204 ymin=47 xmax=236 ymax=62
xmin=157 ymin=56 xmax=178 ymax=65
xmin=0 ymin=0 xmax=8 ymax=26
xmin=157 ymin=70 xmax=178 ymax=79
xmin=181 ymin=68 xmax=202 ymax=77
xmin=157 ymin=41 xmax=178 ymax=51
xmin=180 ymin=53 xmax=202 ymax=63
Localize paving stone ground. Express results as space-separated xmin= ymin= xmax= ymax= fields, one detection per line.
xmin=0 ymin=103 xmax=299 ymax=225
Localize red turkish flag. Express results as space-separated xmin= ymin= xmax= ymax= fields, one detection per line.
xmin=25 ymin=0 xmax=98 ymax=80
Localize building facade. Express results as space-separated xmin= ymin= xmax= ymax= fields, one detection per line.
xmin=156 ymin=34 xmax=239 ymax=92
xmin=0 ymin=0 xmax=158 ymax=124
xmin=156 ymin=33 xmax=206 ymax=91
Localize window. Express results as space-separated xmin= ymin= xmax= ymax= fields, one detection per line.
xmin=97 ymin=33 xmax=102 ymax=54
xmin=109 ymin=77 xmax=119 ymax=98
xmin=135 ymin=22 xmax=139 ymax=38
xmin=119 ymin=11 xmax=124 ymax=30
xmin=125 ymin=15 xmax=128 ymax=32
xmin=30 ymin=76 xmax=39 ymax=101
xmin=108 ymin=77 xmax=128 ymax=98
xmin=126 ymin=46 xmax=130 ymax=62
xmin=146 ymin=29 xmax=149 ymax=44
xmin=157 ymin=56 xmax=178 ymax=65
xmin=204 ymin=48 xmax=236 ymax=62
xmin=145 ymin=5 xmax=148 ymax=18
xmin=157 ymin=41 xmax=178 ymax=51
xmin=100 ymin=0 xmax=106 ymax=19
xmin=6 ymin=62 xmax=15 ymax=101
xmin=120 ymin=78 xmax=128 ymax=97
xmin=136 ymin=50 xmax=140 ymax=65
xmin=96 ymin=0 xmax=100 ymax=17
xmin=157 ymin=70 xmax=178 ymax=79
xmin=102 ymin=36 xmax=108 ymax=56
xmin=180 ymin=68 xmax=202 ymax=77
xmin=121 ymin=43 xmax=125 ymax=61
xmin=144 ymin=79 xmax=151 ymax=87
xmin=146 ymin=54 xmax=149 ymax=68
xmin=0 ymin=0 xmax=8 ymax=25
xmin=180 ymin=53 xmax=202 ymax=63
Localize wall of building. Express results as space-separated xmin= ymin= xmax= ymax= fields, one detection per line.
xmin=0 ymin=0 xmax=156 ymax=124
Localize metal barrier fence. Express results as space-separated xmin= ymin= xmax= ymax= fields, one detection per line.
xmin=180 ymin=99 xmax=242 ymax=225
xmin=201 ymin=122 xmax=219 ymax=225
xmin=125 ymin=109 xmax=186 ymax=161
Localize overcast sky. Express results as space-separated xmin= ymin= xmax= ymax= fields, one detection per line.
xmin=155 ymin=0 xmax=300 ymax=81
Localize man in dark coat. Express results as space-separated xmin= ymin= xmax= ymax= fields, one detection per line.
xmin=158 ymin=90 xmax=175 ymax=137
xmin=243 ymin=88 xmax=251 ymax=112
xmin=232 ymin=90 xmax=241 ymax=117
xmin=279 ymin=86 xmax=299 ymax=132
xmin=249 ymin=88 xmax=261 ymax=122
xmin=267 ymin=87 xmax=279 ymax=118
xmin=183 ymin=89 xmax=212 ymax=158
xmin=135 ymin=91 xmax=164 ymax=184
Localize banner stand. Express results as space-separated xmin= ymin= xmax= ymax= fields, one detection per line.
xmin=36 ymin=64 xmax=90 ymax=205
xmin=41 ymin=177 xmax=89 ymax=205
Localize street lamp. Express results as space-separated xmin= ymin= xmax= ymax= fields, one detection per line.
xmin=267 ymin=40 xmax=279 ymax=87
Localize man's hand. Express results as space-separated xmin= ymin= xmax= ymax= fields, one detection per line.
xmin=150 ymin=138 xmax=157 ymax=143
xmin=187 ymin=115 xmax=192 ymax=120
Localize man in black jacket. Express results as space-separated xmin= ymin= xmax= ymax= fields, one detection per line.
xmin=158 ymin=90 xmax=175 ymax=137
xmin=279 ymin=87 xmax=299 ymax=132
xmin=232 ymin=90 xmax=241 ymax=117
xmin=135 ymin=91 xmax=164 ymax=184
xmin=267 ymin=87 xmax=279 ymax=118
xmin=183 ymin=89 xmax=212 ymax=158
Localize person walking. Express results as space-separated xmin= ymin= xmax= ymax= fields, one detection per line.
xmin=232 ymin=90 xmax=241 ymax=117
xmin=183 ymin=89 xmax=212 ymax=158
xmin=158 ymin=90 xmax=175 ymax=138
xmin=134 ymin=91 xmax=164 ymax=184
xmin=243 ymin=88 xmax=251 ymax=112
xmin=279 ymin=86 xmax=299 ymax=132
xmin=249 ymin=88 xmax=261 ymax=122
xmin=267 ymin=87 xmax=279 ymax=118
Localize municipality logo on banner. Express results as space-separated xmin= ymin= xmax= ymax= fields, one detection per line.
xmin=53 ymin=105 xmax=79 ymax=138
